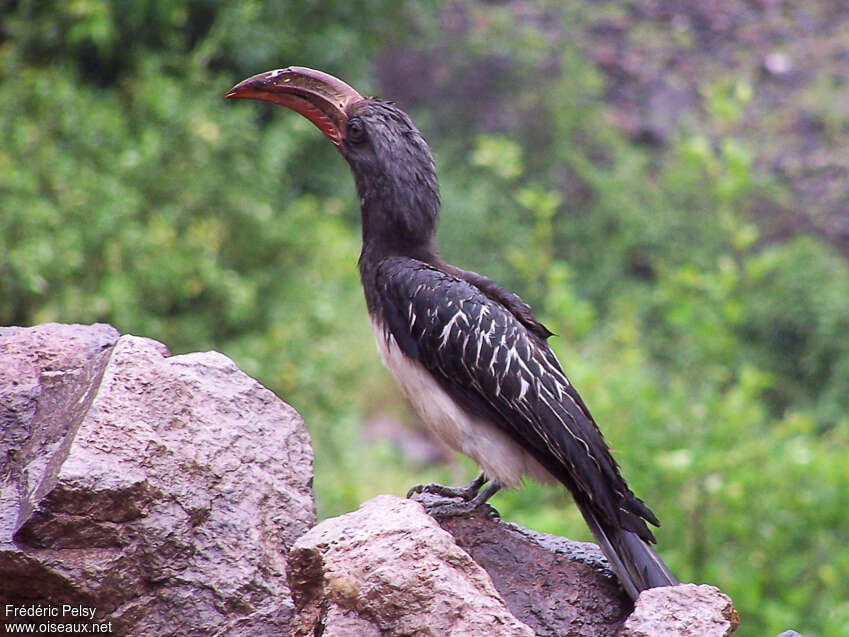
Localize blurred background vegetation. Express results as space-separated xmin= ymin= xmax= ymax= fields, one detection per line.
xmin=2 ymin=1 xmax=849 ymax=635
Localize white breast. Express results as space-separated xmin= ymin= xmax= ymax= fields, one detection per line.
xmin=370 ymin=319 xmax=554 ymax=488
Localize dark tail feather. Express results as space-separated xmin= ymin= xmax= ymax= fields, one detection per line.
xmin=578 ymin=504 xmax=678 ymax=600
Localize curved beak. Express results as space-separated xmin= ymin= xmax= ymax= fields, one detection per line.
xmin=226 ymin=66 xmax=363 ymax=153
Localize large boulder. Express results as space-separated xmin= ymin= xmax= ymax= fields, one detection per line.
xmin=0 ymin=323 xmax=314 ymax=636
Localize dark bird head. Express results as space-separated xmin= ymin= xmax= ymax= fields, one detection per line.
xmin=227 ymin=67 xmax=440 ymax=259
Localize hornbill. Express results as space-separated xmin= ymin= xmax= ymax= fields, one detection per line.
xmin=227 ymin=67 xmax=677 ymax=600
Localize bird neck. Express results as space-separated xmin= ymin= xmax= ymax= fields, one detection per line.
xmin=350 ymin=145 xmax=440 ymax=247
xmin=360 ymin=200 xmax=437 ymax=251
xmin=348 ymin=135 xmax=442 ymax=314
xmin=357 ymin=195 xmax=442 ymax=317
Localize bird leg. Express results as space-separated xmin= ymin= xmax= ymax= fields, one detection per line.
xmin=406 ymin=471 xmax=488 ymax=500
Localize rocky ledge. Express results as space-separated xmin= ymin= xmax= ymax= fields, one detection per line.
xmin=1 ymin=323 xmax=740 ymax=636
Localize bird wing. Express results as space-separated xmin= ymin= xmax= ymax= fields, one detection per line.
xmin=374 ymin=255 xmax=658 ymax=540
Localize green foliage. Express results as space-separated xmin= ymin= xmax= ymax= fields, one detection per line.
xmin=737 ymin=239 xmax=849 ymax=425
xmin=2 ymin=2 xmax=849 ymax=635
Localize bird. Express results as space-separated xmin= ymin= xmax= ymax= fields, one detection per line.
xmin=226 ymin=66 xmax=677 ymax=600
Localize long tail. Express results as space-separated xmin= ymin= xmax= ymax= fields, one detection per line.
xmin=578 ymin=502 xmax=678 ymax=600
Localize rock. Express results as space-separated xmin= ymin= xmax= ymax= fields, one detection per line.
xmin=424 ymin=493 xmax=631 ymax=636
xmin=287 ymin=494 xmax=535 ymax=637
xmin=0 ymin=323 xmax=120 ymax=479
xmin=3 ymin=324 xmax=740 ymax=636
xmin=0 ymin=323 xmax=314 ymax=636
xmin=763 ymin=52 xmax=793 ymax=77
xmin=621 ymin=583 xmax=739 ymax=637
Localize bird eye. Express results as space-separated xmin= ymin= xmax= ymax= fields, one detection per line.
xmin=347 ymin=118 xmax=366 ymax=142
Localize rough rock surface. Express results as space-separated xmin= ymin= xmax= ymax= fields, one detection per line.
xmin=621 ymin=583 xmax=739 ymax=637
xmin=0 ymin=323 xmax=314 ymax=636
xmin=287 ymin=495 xmax=536 ymax=637
xmin=422 ymin=493 xmax=632 ymax=636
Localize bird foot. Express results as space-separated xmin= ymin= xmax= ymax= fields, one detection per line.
xmin=406 ymin=482 xmax=478 ymax=501
xmin=408 ymin=476 xmax=502 ymax=519
xmin=406 ymin=472 xmax=488 ymax=501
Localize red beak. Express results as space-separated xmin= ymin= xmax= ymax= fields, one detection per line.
xmin=226 ymin=66 xmax=363 ymax=153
